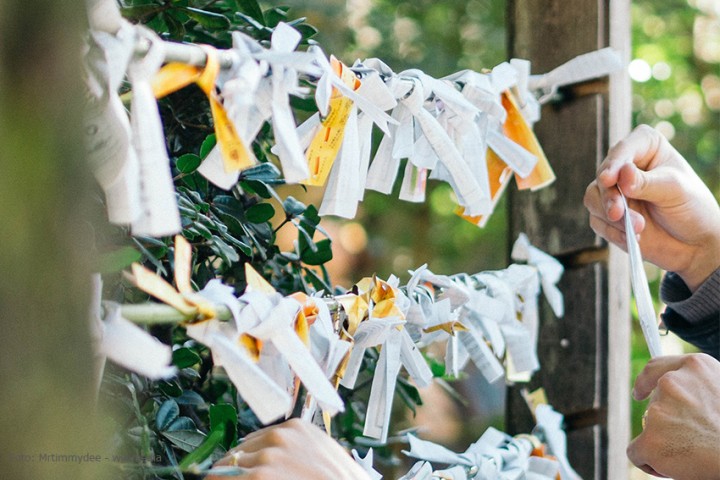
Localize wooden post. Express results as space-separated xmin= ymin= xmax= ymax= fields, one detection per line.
xmin=505 ymin=1 xmax=631 ymax=479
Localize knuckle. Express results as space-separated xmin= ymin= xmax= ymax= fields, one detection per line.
xmin=682 ymin=353 xmax=709 ymax=370
xmin=634 ymin=124 xmax=656 ymax=137
xmin=645 ymin=402 xmax=662 ymax=420
xmin=265 ymin=429 xmax=287 ymax=447
xmin=284 ymin=417 xmax=304 ymax=429
xmin=656 ymin=372 xmax=682 ymax=394
xmin=256 ymin=448 xmax=276 ymax=465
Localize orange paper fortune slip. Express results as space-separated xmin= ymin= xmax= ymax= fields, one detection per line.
xmin=501 ymin=90 xmax=556 ymax=191
xmin=150 ymin=47 xmax=253 ymax=173
xmin=150 ymin=62 xmax=202 ymax=99
xmin=302 ymin=56 xmax=361 ymax=187
xmin=456 ymin=148 xmax=513 ymax=227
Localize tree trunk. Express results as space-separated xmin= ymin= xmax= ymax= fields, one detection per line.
xmin=0 ymin=1 xmax=107 ymax=478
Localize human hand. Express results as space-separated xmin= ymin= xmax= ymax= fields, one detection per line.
xmin=207 ymin=418 xmax=372 ymax=480
xmin=628 ymin=353 xmax=720 ymax=479
xmin=584 ymin=125 xmax=720 ymax=291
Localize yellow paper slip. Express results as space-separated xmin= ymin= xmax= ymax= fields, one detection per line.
xmin=501 ymin=90 xmax=556 ymax=191
xmin=302 ymin=56 xmax=361 ymax=186
xmin=151 ymin=62 xmax=202 ymax=99
xmin=174 ymin=234 xmax=193 ymax=294
xmin=196 ymin=47 xmax=253 ymax=172
xmin=244 ymin=263 xmax=277 ymax=294
xmin=129 ymin=235 xmax=216 ymax=320
xmin=130 ymin=263 xmax=196 ymax=317
xmin=151 ymin=48 xmax=253 ymax=173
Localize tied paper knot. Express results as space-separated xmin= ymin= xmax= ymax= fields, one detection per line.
xmin=128 ymin=27 xmax=181 ymax=237
xmin=401 ymin=405 xmax=579 ymax=480
xmin=91 ymin=274 xmax=176 ymax=382
xmin=83 ymin=19 xmax=141 ymax=226
xmin=511 ymin=233 xmax=564 ymax=318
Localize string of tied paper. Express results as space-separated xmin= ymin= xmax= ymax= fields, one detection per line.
xmin=387 ymin=401 xmax=581 ymax=480
xmin=92 ymin=233 xmax=564 ymax=445
xmin=345 ymin=387 xmax=580 ymax=479
xmin=84 ymin=18 xmax=622 ymax=235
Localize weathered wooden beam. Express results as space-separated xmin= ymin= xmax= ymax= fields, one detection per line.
xmin=506 ymin=1 xmax=631 ymax=479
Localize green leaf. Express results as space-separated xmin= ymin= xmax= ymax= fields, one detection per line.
xmin=161 ymin=430 xmax=206 ymax=453
xmin=218 ymin=229 xmax=253 ymax=256
xmin=167 ymin=417 xmax=196 ymax=432
xmin=234 ymin=12 xmax=269 ymax=33
xmin=120 ymin=4 xmax=161 ymax=21
xmin=290 ymin=94 xmax=319 ymax=112
xmin=425 ymin=356 xmax=446 ymax=378
xmin=176 ymin=390 xmax=207 ymax=407
xmin=200 ymin=134 xmax=217 ymax=159
xmin=240 ymin=163 xmax=282 ymax=182
xmin=190 ymin=172 xmax=209 ymax=196
xmin=296 ymin=204 xmax=322 ymax=257
xmin=283 ymin=196 xmax=307 ymax=216
xmin=159 ymin=379 xmax=183 ymax=397
xmin=176 ymin=154 xmax=202 ymax=174
xmin=234 ymin=0 xmax=265 ymax=24
xmin=183 ymin=7 xmax=231 ymax=29
xmin=211 ymin=235 xmax=240 ymax=264
xmin=396 ymin=377 xmax=424 ymax=416
xmin=300 ymin=238 xmax=332 ymax=266
xmin=210 ymin=404 xmax=238 ymax=449
xmin=304 ymin=266 xmax=332 ymax=293
xmin=294 ymin=23 xmax=318 ymax=41
xmin=299 ymin=204 xmax=320 ymax=226
xmin=178 ymin=426 xmax=225 ymax=469
xmin=241 ymin=179 xmax=271 ymax=198
xmin=162 ymin=11 xmax=186 ymax=39
xmin=189 ymin=222 xmax=213 ymax=240
xmin=132 ymin=238 xmax=168 ymax=275
xmin=212 ymin=195 xmax=245 ymax=217
xmin=172 ymin=347 xmax=201 ymax=369
xmin=156 ymin=399 xmax=180 ymax=431
xmin=245 ymin=203 xmax=275 ymax=223
xmin=97 ymin=246 xmax=142 ymax=273
xmin=264 ymin=6 xmax=289 ymax=28
xmin=296 ymin=224 xmax=317 ymax=252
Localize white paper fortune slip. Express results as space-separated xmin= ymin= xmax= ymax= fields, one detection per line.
xmin=619 ymin=189 xmax=663 ymax=358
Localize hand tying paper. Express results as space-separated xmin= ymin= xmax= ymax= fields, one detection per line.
xmin=584 ymin=124 xmax=720 ymax=292
xmin=208 ymin=419 xmax=372 ymax=480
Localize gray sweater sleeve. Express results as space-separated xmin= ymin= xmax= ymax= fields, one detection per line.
xmin=660 ymin=268 xmax=720 ymax=359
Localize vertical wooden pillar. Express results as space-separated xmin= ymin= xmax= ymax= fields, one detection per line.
xmin=505 ymin=1 xmax=631 ymax=479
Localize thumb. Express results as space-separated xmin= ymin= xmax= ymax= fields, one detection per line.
xmin=632 ymin=355 xmax=687 ymax=400
xmin=618 ymin=163 xmax=682 ymax=206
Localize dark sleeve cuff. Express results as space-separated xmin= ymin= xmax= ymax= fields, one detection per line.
xmin=660 ymin=268 xmax=720 ymax=324
xmin=660 ymin=268 xmax=720 ymax=359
